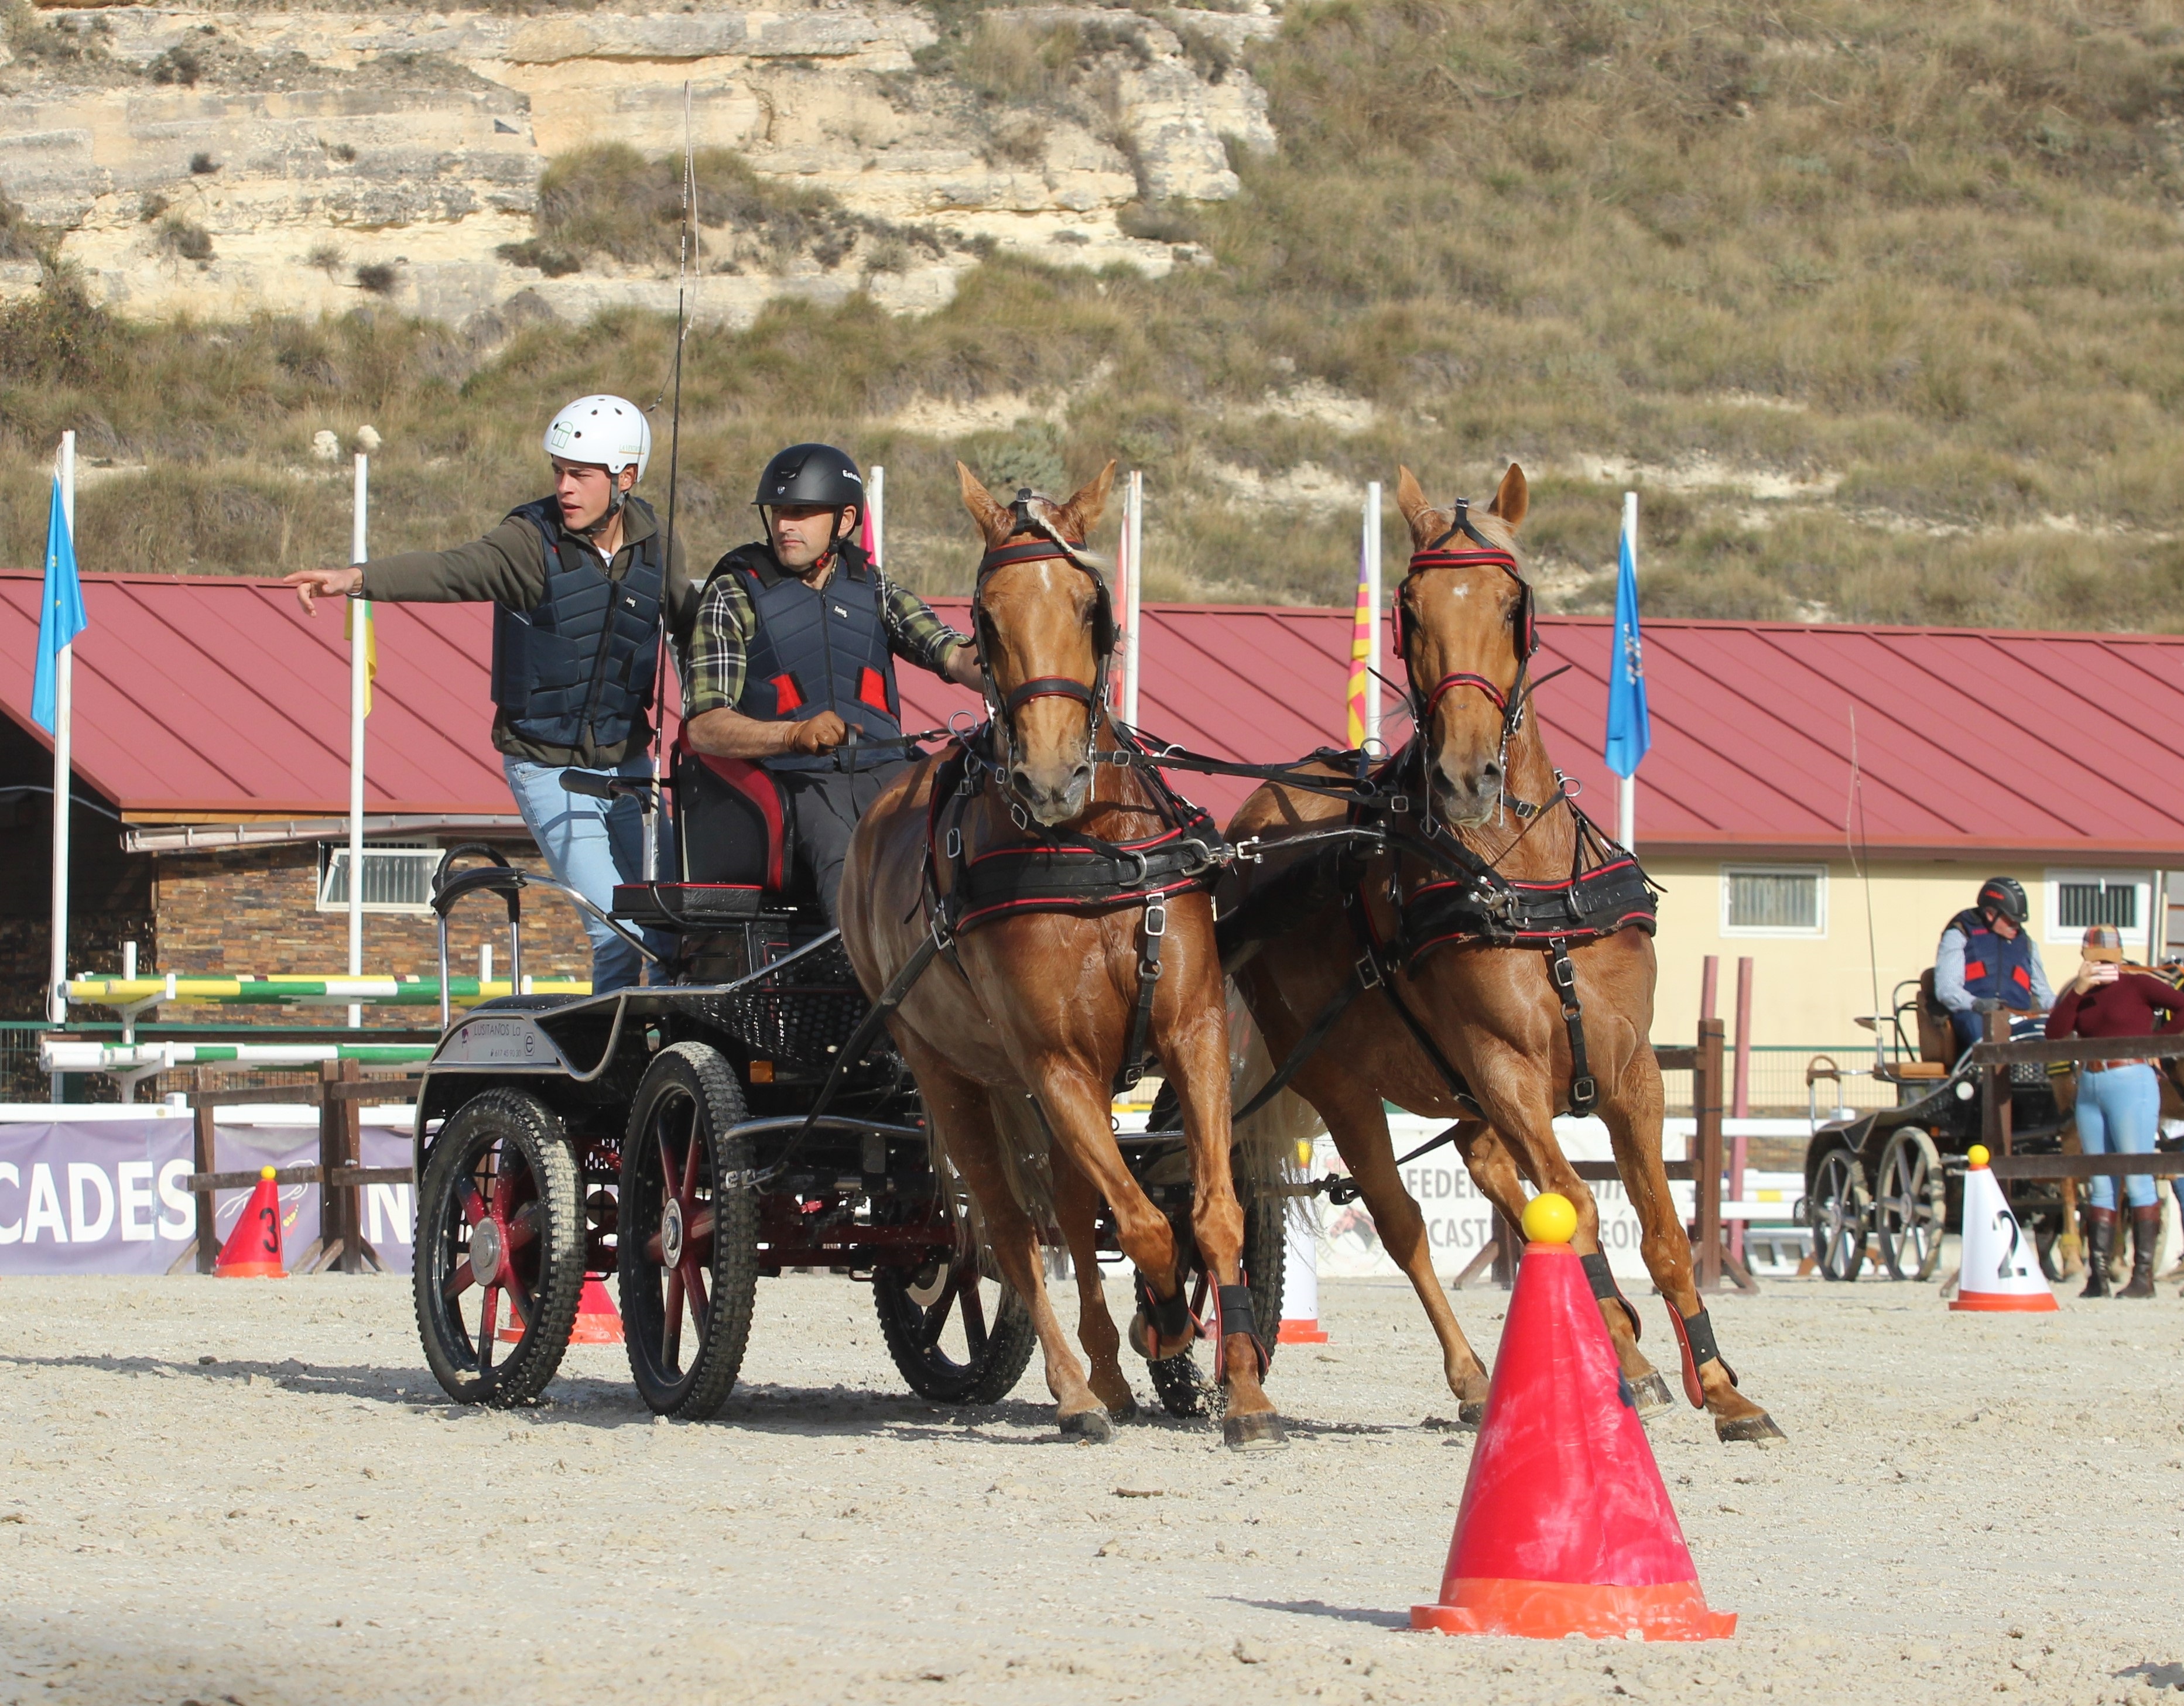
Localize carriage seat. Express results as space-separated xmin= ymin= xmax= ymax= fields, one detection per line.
xmin=1914 ymin=967 xmax=1956 ymax=1065
xmin=609 ymin=739 xmax=819 ymax=931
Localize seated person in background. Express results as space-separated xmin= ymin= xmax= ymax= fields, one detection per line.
xmin=682 ymin=443 xmax=983 ymax=925
xmin=1934 ymin=876 xmax=2053 ymax=1055
xmin=2045 ymin=923 xmax=2184 ymax=1299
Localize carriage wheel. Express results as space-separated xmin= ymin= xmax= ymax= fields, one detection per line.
xmin=1807 ymin=1145 xmax=1870 ymax=1283
xmin=413 ymin=1090 xmax=586 ymax=1406
xmin=1150 ymin=1181 xmax=1288 ymax=1420
xmin=873 ymin=1256 xmax=1037 ymax=1403
xmin=1874 ymin=1129 xmax=1946 ymax=1282
xmin=618 ymin=1043 xmax=760 ymax=1420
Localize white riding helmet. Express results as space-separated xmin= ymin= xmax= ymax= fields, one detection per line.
xmin=543 ymin=395 xmax=650 ymax=482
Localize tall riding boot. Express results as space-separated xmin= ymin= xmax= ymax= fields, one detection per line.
xmin=2119 ymin=1205 xmax=2161 ymax=1299
xmin=2080 ymin=1207 xmax=2115 ymax=1299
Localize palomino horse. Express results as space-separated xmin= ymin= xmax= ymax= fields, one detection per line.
xmin=839 ymin=462 xmax=1284 ymax=1448
xmin=1222 ymin=463 xmax=1784 ymax=1444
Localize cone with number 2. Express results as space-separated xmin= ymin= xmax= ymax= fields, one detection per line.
xmin=1949 ymin=1146 xmax=2058 ymax=1313
xmin=1411 ymin=1193 xmax=1735 ymax=1641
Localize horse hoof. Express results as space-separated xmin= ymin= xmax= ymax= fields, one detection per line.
xmin=1716 ymin=1410 xmax=1787 ymax=1446
xmin=1456 ymin=1400 xmax=1486 ymax=1430
xmin=1221 ymin=1412 xmax=1288 ymax=1452
xmin=1629 ymin=1371 xmax=1675 ymax=1417
xmin=1106 ymin=1394 xmax=1140 ymax=1424
xmin=1059 ymin=1407 xmax=1115 ymax=1444
xmin=1128 ymin=1313 xmax=1188 ymax=1364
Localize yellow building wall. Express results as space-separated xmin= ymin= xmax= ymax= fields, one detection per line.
xmin=1642 ymin=857 xmax=2152 ymax=1051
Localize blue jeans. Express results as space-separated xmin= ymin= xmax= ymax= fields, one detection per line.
xmin=502 ymin=755 xmax=667 ymax=995
xmin=2076 ymin=1061 xmax=2159 ymax=1211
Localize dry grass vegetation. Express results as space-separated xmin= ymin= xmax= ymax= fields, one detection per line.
xmin=3 ymin=0 xmax=2183 ymax=629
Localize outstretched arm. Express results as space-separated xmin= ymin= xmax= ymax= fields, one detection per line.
xmin=279 ymin=522 xmax=546 ymax=617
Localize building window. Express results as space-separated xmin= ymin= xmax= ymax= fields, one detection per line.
xmin=1720 ymin=864 xmax=1826 ymax=937
xmin=317 ymin=844 xmax=441 ymax=915
xmin=2047 ymin=870 xmax=2151 ymax=946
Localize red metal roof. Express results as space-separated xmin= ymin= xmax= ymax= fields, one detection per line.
xmin=2 ymin=573 xmax=2178 ymax=861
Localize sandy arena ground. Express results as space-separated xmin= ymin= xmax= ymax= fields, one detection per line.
xmin=3 ymin=1271 xmax=2182 ymax=1705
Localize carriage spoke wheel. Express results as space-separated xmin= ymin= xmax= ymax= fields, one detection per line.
xmin=413 ymin=1090 xmax=584 ymax=1406
xmin=1149 ymin=1184 xmax=1286 ymax=1420
xmin=1874 ymin=1129 xmax=1946 ymax=1281
xmin=874 ymin=1253 xmax=1037 ymax=1403
xmin=618 ymin=1043 xmax=758 ymax=1420
xmin=1807 ymin=1145 xmax=1870 ymax=1283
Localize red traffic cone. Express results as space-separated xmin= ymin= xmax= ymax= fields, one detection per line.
xmin=1412 ymin=1193 xmax=1735 ymax=1642
xmin=503 ymin=1275 xmax=624 ymax=1344
xmin=570 ymin=1276 xmax=623 ymax=1344
xmin=215 ymin=1167 xmax=287 ymax=1279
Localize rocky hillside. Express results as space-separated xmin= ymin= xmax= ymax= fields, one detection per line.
xmin=4 ymin=0 xmax=2183 ymax=631
xmin=1 ymin=0 xmax=1270 ymax=322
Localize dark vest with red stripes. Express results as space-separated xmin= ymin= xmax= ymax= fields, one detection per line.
xmin=718 ymin=540 xmax=901 ymax=773
xmin=1950 ymin=907 xmax=2035 ymax=1008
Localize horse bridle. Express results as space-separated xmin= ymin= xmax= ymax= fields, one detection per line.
xmin=971 ymin=488 xmax=1118 ymax=751
xmin=1392 ymin=496 xmax=1538 ymax=753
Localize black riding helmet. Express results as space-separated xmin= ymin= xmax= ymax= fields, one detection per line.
xmin=1977 ymin=875 xmax=2029 ymax=925
xmin=754 ymin=443 xmax=863 ymax=512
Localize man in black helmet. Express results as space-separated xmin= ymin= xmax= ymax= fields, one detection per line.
xmin=1935 ymin=875 xmax=2054 ymax=1054
xmin=682 ymin=444 xmax=981 ymax=923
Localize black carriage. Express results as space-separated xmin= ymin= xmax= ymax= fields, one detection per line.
xmin=1802 ymin=971 xmax=2069 ymax=1283
xmin=408 ymin=752 xmax=1283 ymax=1417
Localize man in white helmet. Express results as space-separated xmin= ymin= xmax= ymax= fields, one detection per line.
xmin=283 ymin=395 xmax=697 ymax=993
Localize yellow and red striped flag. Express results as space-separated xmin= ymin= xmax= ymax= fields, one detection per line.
xmin=1345 ymin=537 xmax=1371 ymax=747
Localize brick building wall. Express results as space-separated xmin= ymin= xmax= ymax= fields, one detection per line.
xmin=150 ymin=842 xmax=594 ymax=1023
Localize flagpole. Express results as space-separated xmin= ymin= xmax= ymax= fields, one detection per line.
xmin=1109 ymin=474 xmax=1131 ymax=716
xmin=1618 ymin=490 xmax=1637 ymax=851
xmin=868 ymin=464 xmax=884 ymax=568
xmin=1364 ymin=481 xmax=1382 ymax=752
xmin=46 ymin=433 xmax=74 ymax=1066
xmin=348 ymin=450 xmax=368 ymax=1028
xmin=1122 ymin=470 xmax=1144 ymax=727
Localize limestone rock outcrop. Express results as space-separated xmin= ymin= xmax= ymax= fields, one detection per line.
xmin=0 ymin=1 xmax=1281 ymax=324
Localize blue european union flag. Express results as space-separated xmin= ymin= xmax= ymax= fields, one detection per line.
xmin=33 ymin=474 xmax=86 ymax=735
xmin=1604 ymin=516 xmax=1650 ymax=778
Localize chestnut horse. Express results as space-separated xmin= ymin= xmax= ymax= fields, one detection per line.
xmin=840 ymin=462 xmax=1284 ymax=1448
xmin=1222 ymin=464 xmax=1784 ymax=1444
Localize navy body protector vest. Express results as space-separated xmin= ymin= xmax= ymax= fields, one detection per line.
xmin=1951 ymin=907 xmax=2035 ymax=1008
xmin=491 ymin=496 xmax=665 ymax=758
xmin=721 ymin=542 xmax=902 ymax=773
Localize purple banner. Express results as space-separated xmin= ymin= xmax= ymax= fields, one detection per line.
xmin=0 ymin=1118 xmax=413 ymax=1277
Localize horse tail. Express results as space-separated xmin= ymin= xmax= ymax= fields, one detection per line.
xmin=920 ymin=1087 xmax=1060 ymax=1282
xmin=1226 ymin=979 xmax=1320 ymax=1228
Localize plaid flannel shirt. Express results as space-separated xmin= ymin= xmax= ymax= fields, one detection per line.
xmin=684 ymin=556 xmax=967 ymax=718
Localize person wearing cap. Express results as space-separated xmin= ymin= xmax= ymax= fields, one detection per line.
xmin=2046 ymin=923 xmax=2184 ymax=1298
xmin=283 ymin=395 xmax=697 ymax=993
xmin=1934 ymin=876 xmax=2054 ymax=1056
xmin=682 ymin=443 xmax=981 ymax=924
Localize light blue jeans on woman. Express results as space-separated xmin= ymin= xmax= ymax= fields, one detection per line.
xmin=2076 ymin=1061 xmax=2160 ymax=1211
xmin=502 ymin=754 xmax=669 ymax=995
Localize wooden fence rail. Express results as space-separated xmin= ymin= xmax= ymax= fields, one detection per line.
xmin=186 ymin=1060 xmax=421 ymax=1275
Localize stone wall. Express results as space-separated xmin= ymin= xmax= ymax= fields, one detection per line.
xmin=1 ymin=1 xmax=1280 ymax=326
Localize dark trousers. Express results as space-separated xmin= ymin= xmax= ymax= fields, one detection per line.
xmin=778 ymin=762 xmax=905 ymax=927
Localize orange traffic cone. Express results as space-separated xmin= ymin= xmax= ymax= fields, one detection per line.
xmin=1950 ymin=1145 xmax=2058 ymax=1313
xmin=570 ymin=1277 xmax=623 ymax=1344
xmin=500 ymin=1276 xmax=624 ymax=1343
xmin=215 ymin=1167 xmax=287 ymax=1279
xmin=1412 ymin=1193 xmax=1735 ymax=1642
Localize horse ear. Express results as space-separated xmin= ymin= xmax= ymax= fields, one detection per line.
xmin=956 ymin=460 xmax=1014 ymax=544
xmin=1395 ymin=465 xmax=1439 ymax=546
xmin=1057 ymin=459 xmax=1117 ymax=540
xmin=1489 ymin=461 xmax=1529 ymax=532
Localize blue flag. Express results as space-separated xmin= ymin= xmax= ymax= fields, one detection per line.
xmin=33 ymin=474 xmax=86 ymax=735
xmin=1604 ymin=514 xmax=1650 ymax=777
